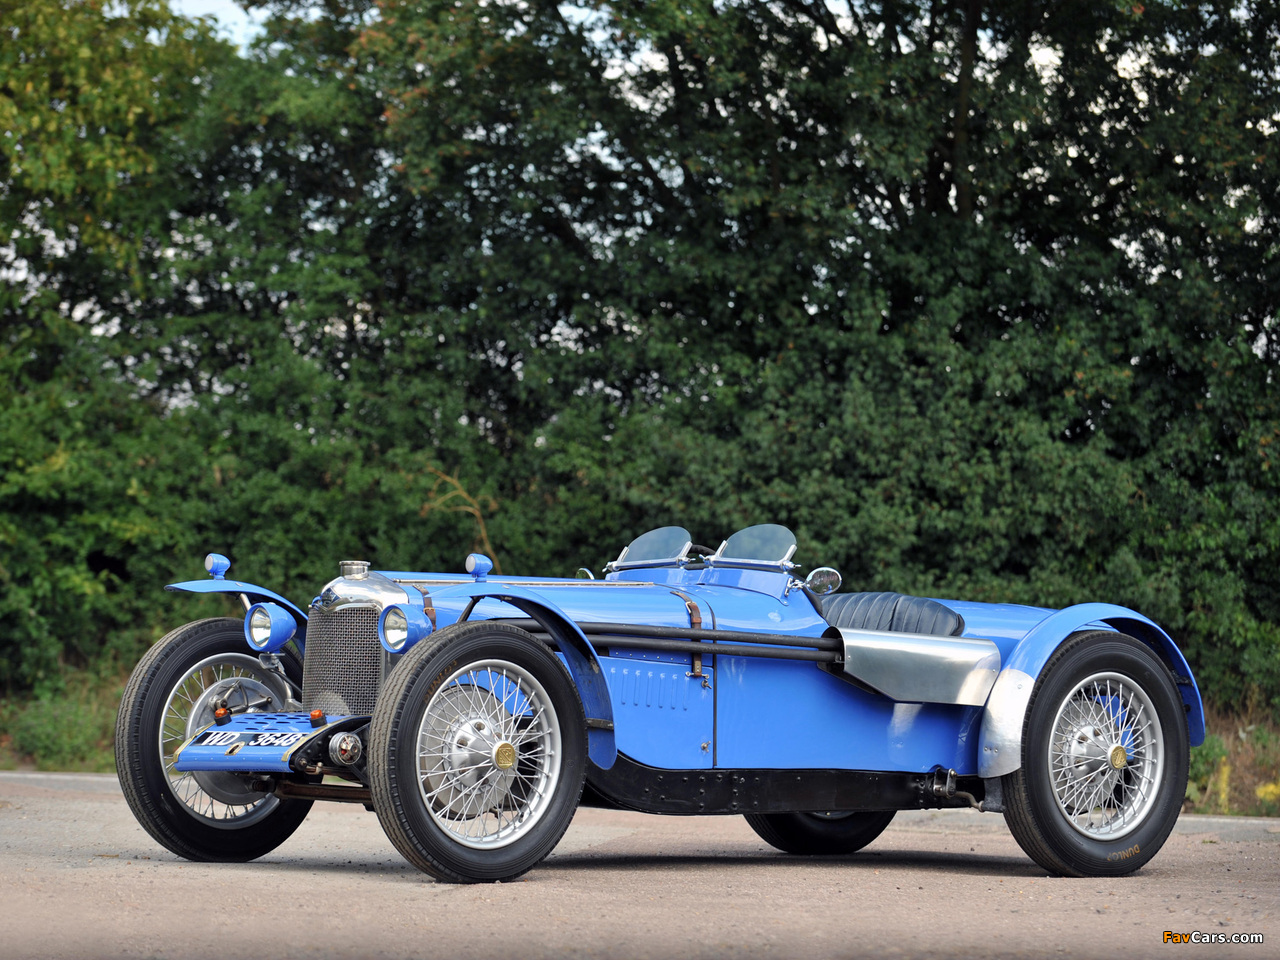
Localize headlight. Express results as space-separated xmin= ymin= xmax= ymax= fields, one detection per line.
xmin=249 ymin=607 xmax=273 ymax=645
xmin=382 ymin=607 xmax=409 ymax=650
xmin=244 ymin=602 xmax=297 ymax=653
xmin=378 ymin=604 xmax=432 ymax=653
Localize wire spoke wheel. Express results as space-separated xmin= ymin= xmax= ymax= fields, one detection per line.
xmin=159 ymin=653 xmax=287 ymax=826
xmin=116 ymin=619 xmax=313 ymax=862
xmin=415 ymin=659 xmax=562 ymax=849
xmin=1047 ymin=672 xmax=1163 ymax=840
xmin=1002 ymin=631 xmax=1188 ymax=877
xmin=369 ymin=622 xmax=586 ymax=883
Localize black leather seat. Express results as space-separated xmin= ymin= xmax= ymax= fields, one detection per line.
xmin=818 ymin=591 xmax=965 ymax=638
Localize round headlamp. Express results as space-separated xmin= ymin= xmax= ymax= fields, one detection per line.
xmin=244 ymin=602 xmax=297 ymax=653
xmin=378 ymin=604 xmax=432 ymax=654
xmin=382 ymin=607 xmax=409 ymax=650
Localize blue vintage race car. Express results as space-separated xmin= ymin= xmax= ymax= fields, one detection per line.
xmin=115 ymin=524 xmax=1204 ymax=882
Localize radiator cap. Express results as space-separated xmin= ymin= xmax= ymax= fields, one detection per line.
xmin=339 ymin=560 xmax=370 ymax=580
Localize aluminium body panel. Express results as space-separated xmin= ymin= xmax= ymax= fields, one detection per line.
xmin=833 ymin=627 xmax=1002 ymax=706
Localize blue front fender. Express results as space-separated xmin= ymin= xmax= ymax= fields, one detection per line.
xmin=165 ymin=579 xmax=308 ymax=638
xmin=427 ymin=581 xmax=618 ymax=770
xmin=977 ymin=603 xmax=1205 ymax=778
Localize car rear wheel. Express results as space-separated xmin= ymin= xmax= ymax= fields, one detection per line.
xmin=367 ymin=622 xmax=587 ymax=882
xmin=115 ymin=618 xmax=313 ymax=861
xmin=1002 ymin=631 xmax=1188 ymax=876
xmin=744 ymin=810 xmax=896 ymax=855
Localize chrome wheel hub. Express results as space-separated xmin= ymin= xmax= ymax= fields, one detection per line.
xmin=433 ymin=712 xmax=520 ymax=817
xmin=1048 ymin=671 xmax=1163 ymax=839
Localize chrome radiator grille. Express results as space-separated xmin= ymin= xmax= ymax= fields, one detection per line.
xmin=302 ymin=606 xmax=384 ymax=716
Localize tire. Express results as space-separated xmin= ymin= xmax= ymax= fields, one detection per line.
xmin=367 ymin=622 xmax=587 ymax=883
xmin=115 ymin=618 xmax=313 ymax=861
xmin=1002 ymin=631 xmax=1189 ymax=877
xmin=744 ymin=810 xmax=896 ymax=855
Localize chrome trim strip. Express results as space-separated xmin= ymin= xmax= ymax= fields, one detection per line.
xmin=834 ymin=627 xmax=1001 ymax=706
xmin=977 ymin=667 xmax=1036 ymax=778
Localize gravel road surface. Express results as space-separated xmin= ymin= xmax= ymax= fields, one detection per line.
xmin=1 ymin=771 xmax=1276 ymax=959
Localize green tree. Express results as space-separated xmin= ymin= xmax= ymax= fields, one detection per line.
xmin=2 ymin=1 xmax=1277 ymax=715
xmin=354 ymin=0 xmax=1280 ymax=704
xmin=0 ymin=0 xmax=223 ymax=689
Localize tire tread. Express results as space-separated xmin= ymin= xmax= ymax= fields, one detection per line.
xmin=367 ymin=622 xmax=586 ymax=883
xmin=1001 ymin=630 xmax=1188 ymax=877
xmin=114 ymin=618 xmax=310 ymax=862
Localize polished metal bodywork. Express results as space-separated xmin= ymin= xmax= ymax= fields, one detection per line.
xmin=976 ymin=668 xmax=1036 ymax=778
xmin=313 ymin=570 xmax=411 ymax=612
xmin=833 ymin=627 xmax=1002 ymax=706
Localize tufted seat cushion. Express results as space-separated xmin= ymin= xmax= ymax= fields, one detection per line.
xmin=818 ymin=591 xmax=965 ymax=638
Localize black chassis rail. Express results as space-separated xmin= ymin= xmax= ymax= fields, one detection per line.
xmin=583 ymin=753 xmax=988 ymax=816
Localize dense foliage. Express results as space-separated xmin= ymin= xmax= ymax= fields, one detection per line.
xmin=2 ymin=1 xmax=1278 ymax=712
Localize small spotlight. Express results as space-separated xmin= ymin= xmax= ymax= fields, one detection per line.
xmin=328 ymin=732 xmax=363 ymax=766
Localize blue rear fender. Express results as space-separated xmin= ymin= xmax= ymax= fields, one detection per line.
xmin=977 ymin=602 xmax=1205 ymax=779
xmin=425 ymin=581 xmax=618 ymax=770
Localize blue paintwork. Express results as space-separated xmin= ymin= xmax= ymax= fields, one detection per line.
xmin=715 ymin=656 xmax=984 ymax=772
xmin=601 ymin=655 xmax=715 ymax=769
xmin=465 ymin=553 xmax=494 ymax=580
xmin=383 ymin=569 xmax=1204 ymax=770
xmin=204 ymin=553 xmax=232 ymax=579
xmin=421 ymin=580 xmax=618 ymax=769
xmin=679 ymin=583 xmax=829 ymax=636
xmin=417 ymin=578 xmax=710 ymax=632
xmin=985 ymin=602 xmax=1205 ymax=745
xmin=167 ymin=579 xmax=308 ymax=628
xmin=171 ymin=530 xmax=1203 ymax=786
xmin=173 ymin=713 xmax=345 ymax=773
xmin=243 ymin=602 xmax=297 ymax=653
xmin=943 ymin=600 xmax=1055 ymax=653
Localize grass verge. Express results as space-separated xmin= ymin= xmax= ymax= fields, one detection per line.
xmin=1184 ymin=702 xmax=1280 ymax=817
xmin=0 ymin=668 xmax=125 ymax=773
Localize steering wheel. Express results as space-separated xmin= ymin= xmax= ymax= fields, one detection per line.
xmin=688 ymin=544 xmax=716 ymax=558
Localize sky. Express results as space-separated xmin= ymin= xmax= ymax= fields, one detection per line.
xmin=168 ymin=0 xmax=266 ymax=47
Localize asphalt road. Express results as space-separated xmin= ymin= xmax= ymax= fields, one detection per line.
xmin=1 ymin=771 xmax=1277 ymax=960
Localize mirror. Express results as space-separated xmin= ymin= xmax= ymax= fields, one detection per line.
xmin=804 ymin=567 xmax=842 ymax=596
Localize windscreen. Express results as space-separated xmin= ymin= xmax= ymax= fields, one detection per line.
xmin=719 ymin=524 xmax=797 ymax=563
xmin=620 ymin=526 xmax=692 ymax=564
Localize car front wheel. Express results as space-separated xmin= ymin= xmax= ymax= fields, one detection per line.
xmin=115 ymin=618 xmax=313 ymax=861
xmin=367 ymin=622 xmax=587 ymax=882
